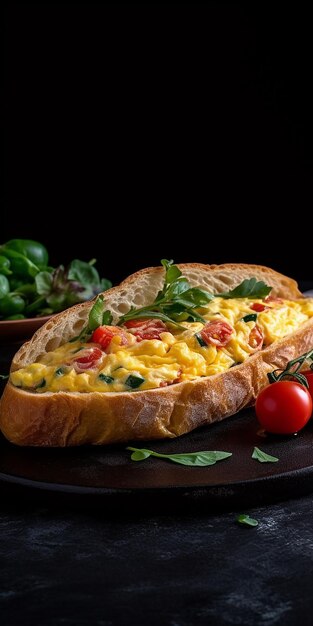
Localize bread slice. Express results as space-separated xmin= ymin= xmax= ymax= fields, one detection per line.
xmin=0 ymin=263 xmax=312 ymax=447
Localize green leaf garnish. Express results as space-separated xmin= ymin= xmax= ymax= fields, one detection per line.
xmin=70 ymin=295 xmax=113 ymax=342
xmin=236 ymin=514 xmax=259 ymax=527
xmin=119 ymin=260 xmax=213 ymax=328
xmin=252 ymin=447 xmax=279 ymax=463
xmin=0 ymin=374 xmax=9 ymax=380
xmin=35 ymin=271 xmax=53 ymax=296
xmin=218 ymin=278 xmax=272 ymax=300
xmin=88 ymin=295 xmax=108 ymax=331
xmin=127 ymin=446 xmax=232 ymax=467
xmin=33 ymin=260 xmax=112 ymax=315
xmin=67 ymin=259 xmax=272 ymax=342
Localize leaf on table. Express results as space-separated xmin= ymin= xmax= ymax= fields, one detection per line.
xmin=127 ymin=447 xmax=232 ymax=467
xmin=252 ymin=447 xmax=279 ymax=463
xmin=236 ymin=514 xmax=259 ymax=527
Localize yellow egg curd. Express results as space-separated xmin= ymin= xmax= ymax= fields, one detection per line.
xmin=10 ymin=297 xmax=313 ymax=393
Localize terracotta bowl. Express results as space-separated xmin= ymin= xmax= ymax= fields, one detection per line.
xmin=0 ymin=315 xmax=53 ymax=345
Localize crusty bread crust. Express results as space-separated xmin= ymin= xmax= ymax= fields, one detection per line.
xmin=0 ymin=263 xmax=311 ymax=447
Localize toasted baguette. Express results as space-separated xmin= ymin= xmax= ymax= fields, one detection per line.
xmin=0 ymin=263 xmax=312 ymax=447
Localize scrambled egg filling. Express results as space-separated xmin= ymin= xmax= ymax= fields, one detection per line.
xmin=11 ymin=297 xmax=313 ymax=394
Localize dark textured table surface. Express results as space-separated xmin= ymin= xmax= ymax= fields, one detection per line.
xmin=1 ymin=283 xmax=313 ymax=626
xmin=1 ymin=494 xmax=313 ymax=626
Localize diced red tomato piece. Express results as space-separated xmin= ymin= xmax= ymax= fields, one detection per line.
xmin=250 ymin=303 xmax=267 ymax=312
xmin=91 ymin=326 xmax=129 ymax=351
xmin=248 ymin=324 xmax=264 ymax=350
xmin=200 ymin=320 xmax=233 ymax=348
xmin=124 ymin=318 xmax=169 ymax=341
xmin=72 ymin=346 xmax=103 ymax=371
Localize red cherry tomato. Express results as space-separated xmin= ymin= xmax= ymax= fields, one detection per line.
xmin=249 ymin=324 xmax=264 ymax=350
xmin=250 ymin=303 xmax=267 ymax=312
xmin=91 ymin=326 xmax=128 ymax=351
xmin=73 ymin=347 xmax=103 ymax=371
xmin=124 ymin=318 xmax=168 ymax=341
xmin=255 ymin=381 xmax=313 ymax=434
xmin=302 ymin=370 xmax=313 ymax=400
xmin=200 ymin=320 xmax=233 ymax=348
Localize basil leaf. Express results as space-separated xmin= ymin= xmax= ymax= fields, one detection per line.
xmin=68 ymin=259 xmax=101 ymax=289
xmin=102 ymin=310 xmax=113 ymax=325
xmin=218 ymin=278 xmax=272 ymax=299
xmin=119 ymin=262 xmax=270 ymax=330
xmin=121 ymin=309 xmax=186 ymax=329
xmin=127 ymin=447 xmax=232 ymax=467
xmin=252 ymin=447 xmax=279 ymax=463
xmin=88 ymin=295 xmax=106 ymax=330
xmin=70 ymin=296 xmax=113 ymax=342
xmin=164 ymin=304 xmax=206 ymax=323
xmin=166 ymin=278 xmax=190 ymax=298
xmin=237 ymin=514 xmax=259 ymax=527
xmin=119 ymin=260 xmax=213 ymax=327
xmin=161 ymin=259 xmax=182 ymax=284
xmin=35 ymin=271 xmax=53 ymax=296
xmin=100 ymin=278 xmax=112 ymax=291
xmin=130 ymin=449 xmax=152 ymax=461
xmin=180 ymin=288 xmax=214 ymax=306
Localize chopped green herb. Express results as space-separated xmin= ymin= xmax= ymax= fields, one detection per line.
xmin=55 ymin=367 xmax=65 ymax=377
xmin=0 ymin=374 xmax=9 ymax=380
xmin=127 ymin=446 xmax=232 ymax=467
xmin=195 ymin=333 xmax=207 ymax=347
xmin=36 ymin=378 xmax=46 ymax=389
xmin=125 ymin=375 xmax=145 ymax=389
xmin=99 ymin=373 xmax=114 ymax=384
xmin=242 ymin=313 xmax=257 ymax=323
xmin=252 ymin=447 xmax=279 ymax=463
xmin=236 ymin=514 xmax=259 ymax=527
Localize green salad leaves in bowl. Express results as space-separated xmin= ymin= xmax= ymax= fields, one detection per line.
xmin=0 ymin=239 xmax=112 ymax=342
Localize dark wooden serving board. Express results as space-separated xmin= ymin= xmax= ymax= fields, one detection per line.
xmin=0 ymin=408 xmax=313 ymax=508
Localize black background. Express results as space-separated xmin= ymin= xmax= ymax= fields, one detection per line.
xmin=4 ymin=3 xmax=312 ymax=285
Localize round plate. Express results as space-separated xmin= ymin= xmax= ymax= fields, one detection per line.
xmin=0 ymin=315 xmax=52 ymax=344
xmin=1 ymin=408 xmax=313 ymax=506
